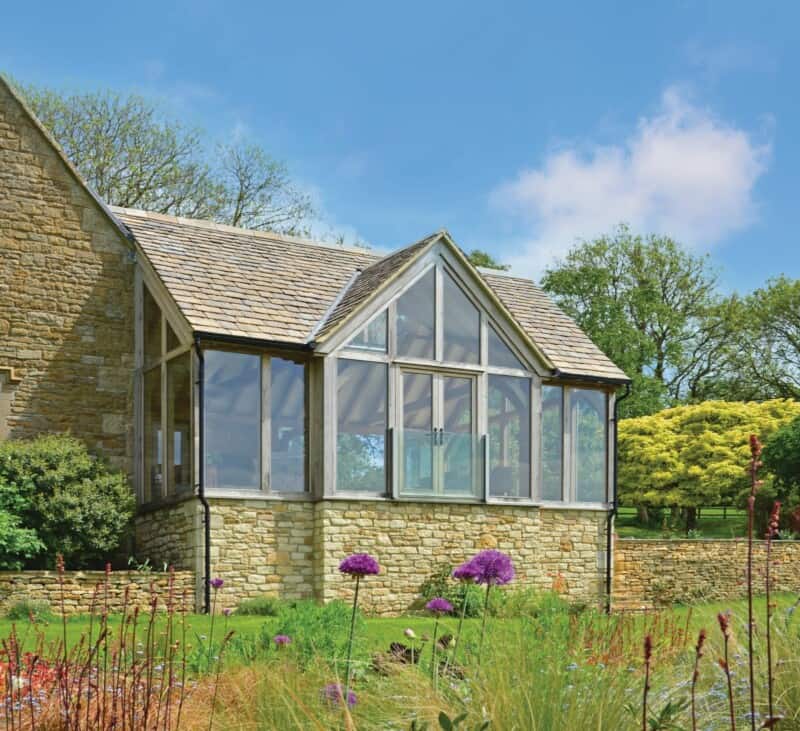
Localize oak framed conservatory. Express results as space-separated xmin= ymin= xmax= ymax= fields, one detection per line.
xmin=124 ymin=209 xmax=629 ymax=614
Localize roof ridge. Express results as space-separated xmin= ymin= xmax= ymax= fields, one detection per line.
xmin=110 ymin=206 xmax=381 ymax=257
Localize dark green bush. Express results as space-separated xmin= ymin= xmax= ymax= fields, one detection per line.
xmin=236 ymin=595 xmax=283 ymax=616
xmin=0 ymin=434 xmax=135 ymax=568
xmin=418 ymin=563 xmax=484 ymax=617
xmin=5 ymin=598 xmax=54 ymax=622
xmin=0 ymin=509 xmax=44 ymax=569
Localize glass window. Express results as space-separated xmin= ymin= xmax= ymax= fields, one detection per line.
xmin=337 ymin=359 xmax=387 ymax=492
xmin=572 ymin=389 xmax=608 ymax=502
xmin=166 ymin=353 xmax=192 ymax=495
xmin=541 ymin=385 xmax=563 ymax=501
xmin=143 ymin=367 xmax=162 ymax=502
xmin=488 ymin=375 xmax=531 ymax=498
xmin=271 ymin=358 xmax=306 ymax=492
xmin=397 ymin=269 xmax=435 ymax=360
xmin=204 ymin=351 xmax=261 ymax=490
xmin=442 ymin=271 xmax=480 ymax=364
xmin=488 ymin=325 xmax=526 ymax=371
xmin=143 ymin=286 xmax=162 ymax=368
xmin=401 ymin=372 xmax=433 ymax=494
xmin=346 ymin=311 xmax=387 ymax=352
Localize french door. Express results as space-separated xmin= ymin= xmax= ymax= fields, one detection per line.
xmin=398 ymin=369 xmax=479 ymax=497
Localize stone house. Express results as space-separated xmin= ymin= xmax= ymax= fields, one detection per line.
xmin=0 ymin=76 xmax=630 ymax=614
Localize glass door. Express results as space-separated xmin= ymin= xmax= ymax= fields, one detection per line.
xmin=399 ymin=370 xmax=478 ymax=497
xmin=441 ymin=375 xmax=476 ymax=496
xmin=401 ymin=371 xmax=434 ymax=494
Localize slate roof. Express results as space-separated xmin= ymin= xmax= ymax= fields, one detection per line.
xmin=114 ymin=207 xmax=629 ymax=383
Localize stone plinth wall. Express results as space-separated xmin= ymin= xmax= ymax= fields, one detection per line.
xmin=613 ymin=538 xmax=800 ymax=609
xmin=135 ymin=498 xmax=608 ymax=616
xmin=0 ymin=79 xmax=135 ymax=474
xmin=316 ymin=501 xmax=607 ymax=614
xmin=0 ymin=570 xmax=195 ymax=615
xmin=209 ymin=499 xmax=316 ymax=603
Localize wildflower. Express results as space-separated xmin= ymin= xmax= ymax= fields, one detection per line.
xmin=469 ymin=549 xmax=515 ymax=586
xmin=222 ymin=608 xmax=232 ymax=617
xmin=273 ymin=634 xmax=291 ymax=647
xmin=338 ymin=553 xmax=380 ymax=576
xmin=322 ymin=683 xmax=357 ymax=708
xmin=209 ymin=577 xmax=224 ymax=590
xmin=339 ymin=553 xmax=379 ymax=701
xmin=452 ymin=560 xmax=479 ymax=582
xmin=425 ymin=597 xmax=453 ymax=615
xmin=404 ymin=628 xmax=417 ymax=639
xmin=468 ymin=550 xmax=515 ymax=663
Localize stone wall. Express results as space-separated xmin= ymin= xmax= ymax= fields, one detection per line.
xmin=210 ymin=499 xmax=316 ymax=603
xmin=0 ymin=79 xmax=135 ymax=474
xmin=135 ymin=499 xmax=608 ymax=616
xmin=0 ymin=570 xmax=195 ymax=616
xmin=613 ymin=538 xmax=800 ymax=609
xmin=316 ymin=501 xmax=607 ymax=614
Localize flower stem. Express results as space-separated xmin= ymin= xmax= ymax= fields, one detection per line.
xmin=449 ymin=584 xmax=469 ymax=670
xmin=478 ymin=583 xmax=491 ymax=665
xmin=431 ymin=616 xmax=439 ymax=689
xmin=344 ymin=575 xmax=360 ymax=700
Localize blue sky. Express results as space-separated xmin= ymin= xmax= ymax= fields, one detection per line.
xmin=2 ymin=2 xmax=797 ymax=291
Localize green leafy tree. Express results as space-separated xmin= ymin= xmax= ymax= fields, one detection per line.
xmin=618 ymin=399 xmax=800 ymax=528
xmin=762 ymin=416 xmax=800 ymax=528
xmin=540 ymin=225 xmax=729 ymax=417
xmin=468 ymin=249 xmax=509 ymax=271
xmin=714 ymin=277 xmax=800 ymax=401
xmin=18 ymin=83 xmax=313 ymax=235
xmin=0 ymin=435 xmax=135 ymax=568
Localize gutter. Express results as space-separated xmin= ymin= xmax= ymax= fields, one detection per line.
xmin=194 ymin=336 xmax=212 ymax=614
xmin=605 ymin=382 xmax=631 ymax=613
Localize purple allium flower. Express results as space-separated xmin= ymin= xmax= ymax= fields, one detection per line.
xmin=273 ymin=634 xmax=292 ymax=647
xmin=222 ymin=608 xmax=232 ymax=617
xmin=469 ymin=550 xmax=515 ymax=586
xmin=425 ymin=597 xmax=454 ymax=615
xmin=452 ymin=560 xmax=479 ymax=582
xmin=209 ymin=577 xmax=224 ymax=590
xmin=339 ymin=553 xmax=380 ymax=577
xmin=322 ymin=683 xmax=357 ymax=708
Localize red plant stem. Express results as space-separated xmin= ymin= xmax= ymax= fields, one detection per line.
xmin=765 ymin=514 xmax=777 ymax=725
xmin=691 ymin=630 xmax=706 ymax=731
xmin=746 ymin=443 xmax=759 ymax=731
xmin=642 ymin=635 xmax=652 ymax=731
xmin=719 ymin=613 xmax=736 ymax=731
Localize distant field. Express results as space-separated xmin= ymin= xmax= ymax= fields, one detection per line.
xmin=616 ymin=505 xmax=747 ymax=538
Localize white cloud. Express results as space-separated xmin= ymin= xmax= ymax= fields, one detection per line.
xmin=491 ymin=86 xmax=770 ymax=277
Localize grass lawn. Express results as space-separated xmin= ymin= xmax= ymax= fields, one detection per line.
xmin=2 ymin=593 xmax=794 ymax=657
xmin=2 ymin=593 xmax=798 ymax=729
xmin=616 ymin=505 xmax=747 ymax=538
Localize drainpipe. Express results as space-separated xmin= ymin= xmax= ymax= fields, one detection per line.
xmin=194 ymin=336 xmax=211 ymax=614
xmin=605 ymin=382 xmax=631 ymax=614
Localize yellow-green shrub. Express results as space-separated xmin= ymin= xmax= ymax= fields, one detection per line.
xmin=618 ymin=399 xmax=800 ymax=508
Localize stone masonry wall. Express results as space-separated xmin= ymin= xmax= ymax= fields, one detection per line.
xmin=209 ymin=499 xmax=316 ymax=603
xmin=613 ymin=538 xmax=800 ymax=609
xmin=316 ymin=501 xmax=608 ymax=614
xmin=0 ymin=570 xmax=194 ymax=616
xmin=135 ymin=499 xmax=607 ymax=616
xmin=0 ymin=80 xmax=135 ymax=474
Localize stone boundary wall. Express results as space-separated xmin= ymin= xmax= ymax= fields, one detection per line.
xmin=0 ymin=570 xmax=196 ymax=615
xmin=613 ymin=538 xmax=800 ymax=609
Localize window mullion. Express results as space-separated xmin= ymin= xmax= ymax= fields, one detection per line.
xmin=261 ymin=355 xmax=271 ymax=493
xmin=435 ymin=264 xmax=444 ymax=362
